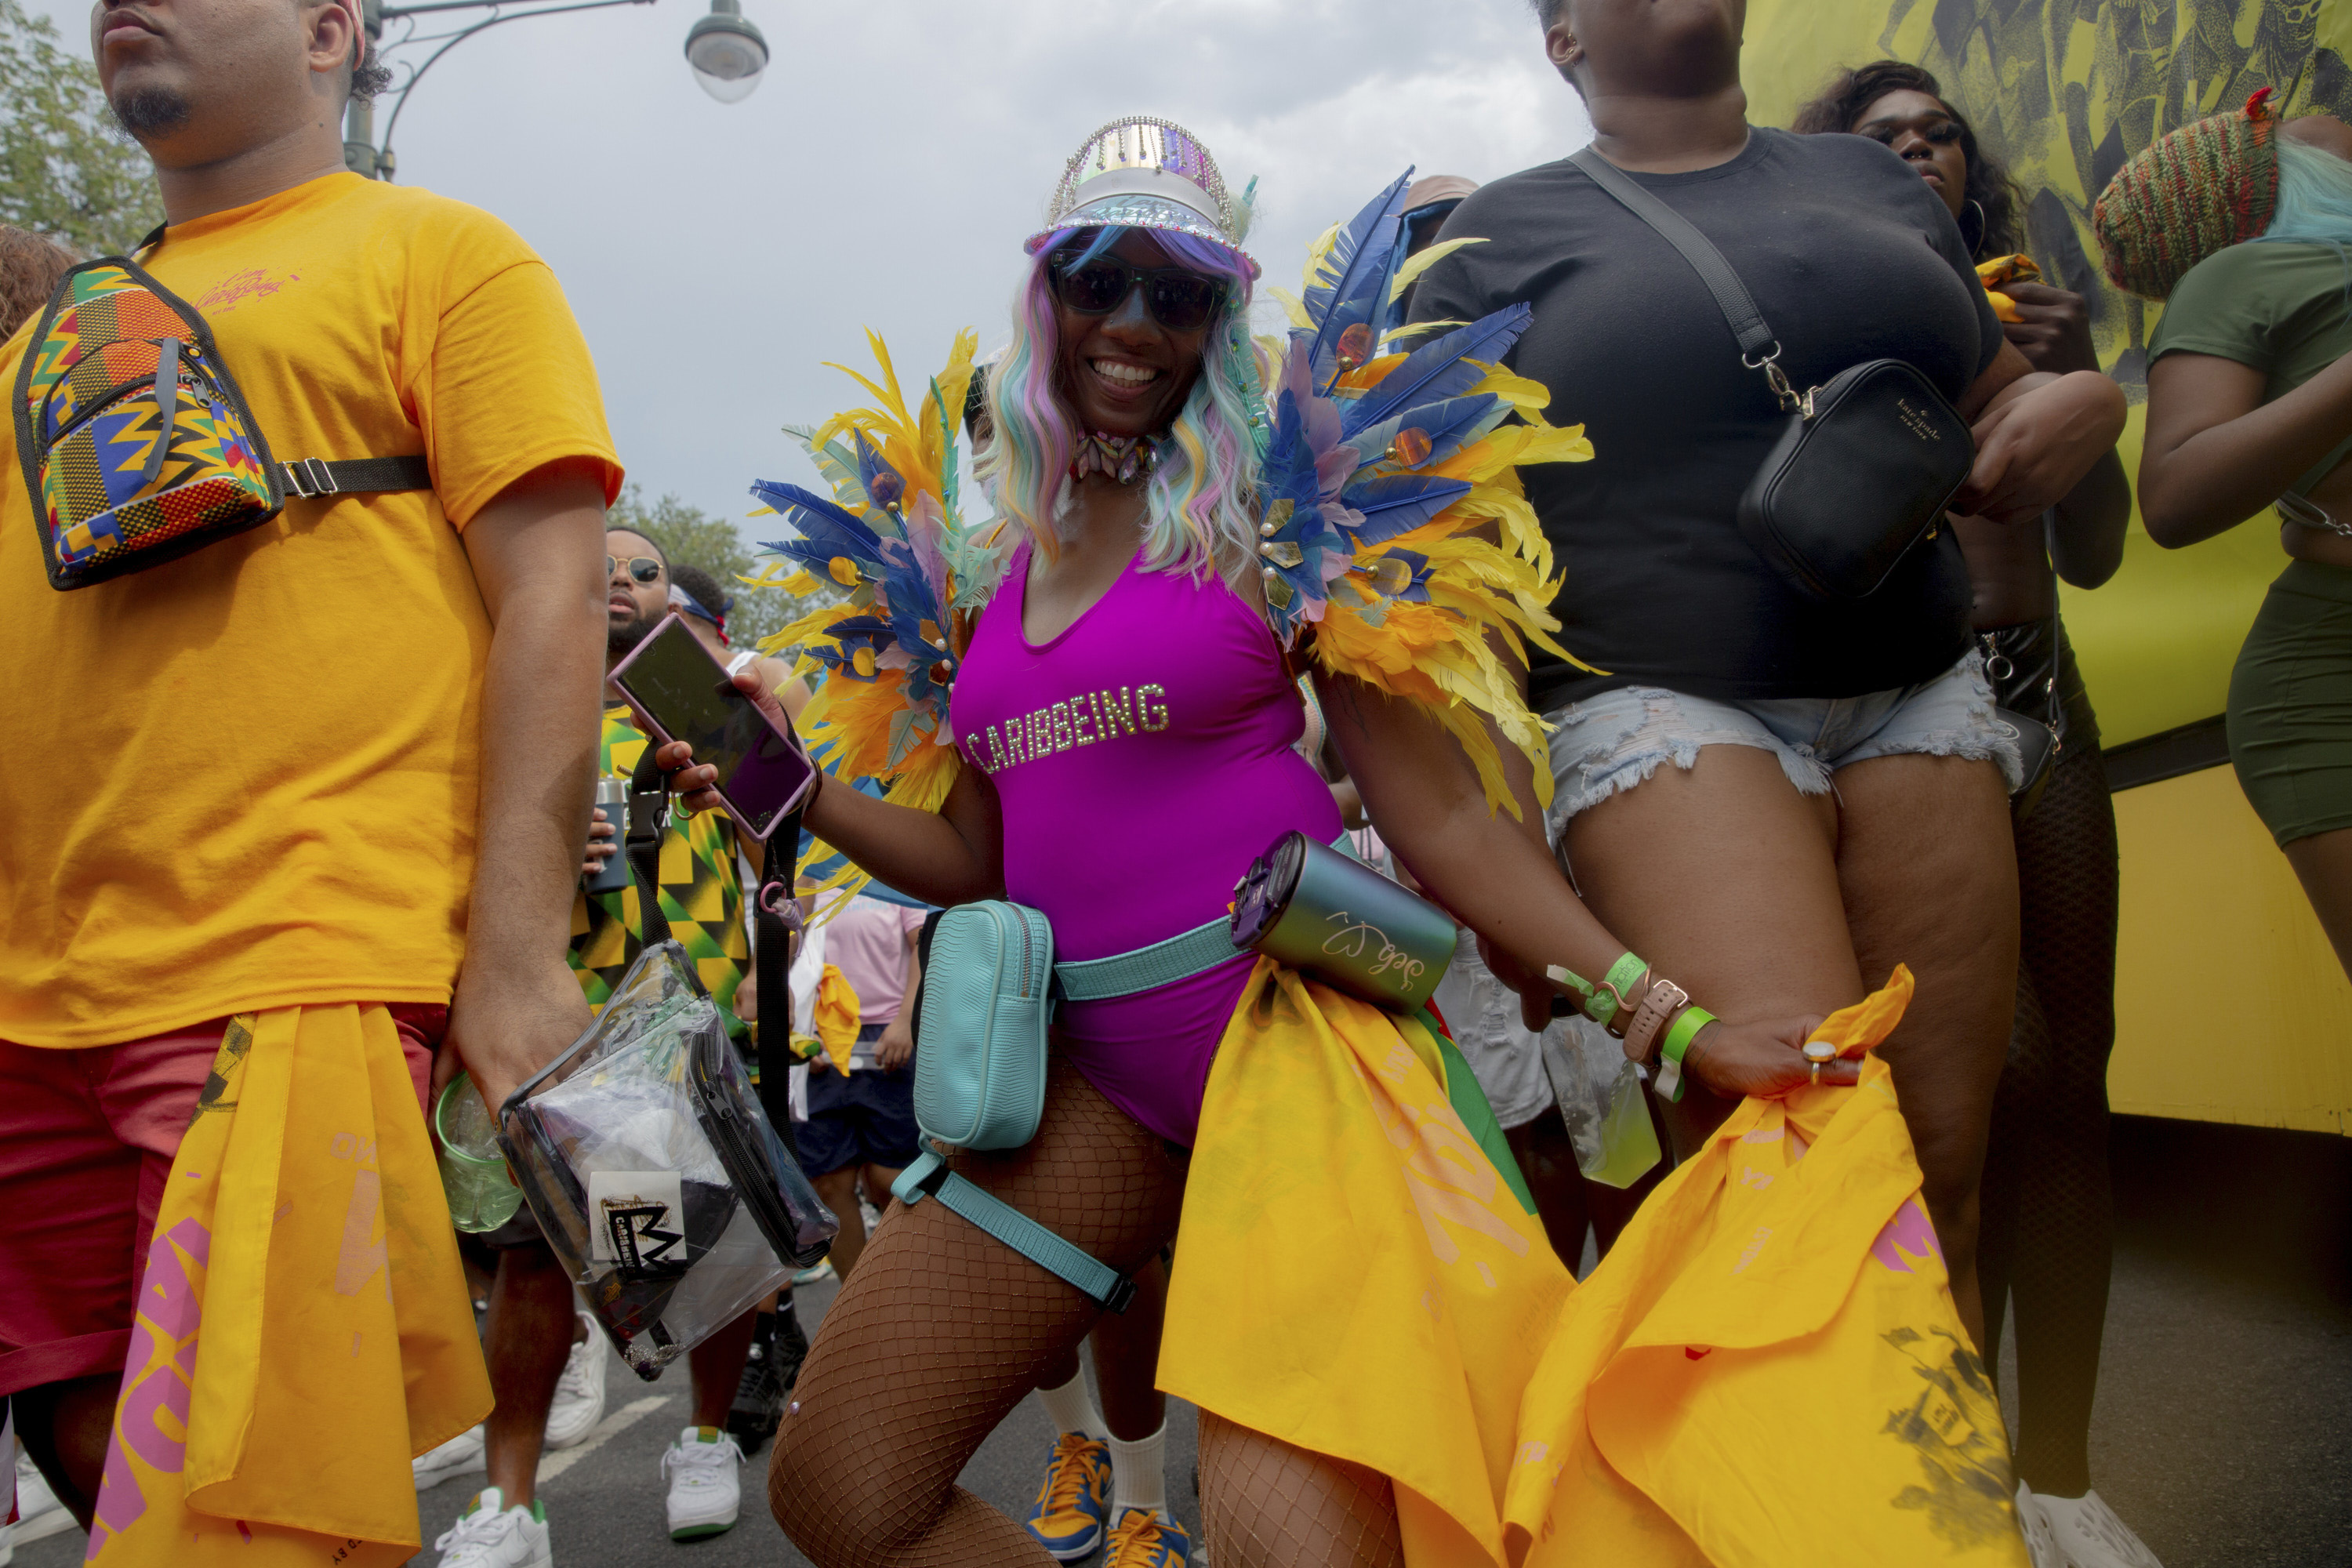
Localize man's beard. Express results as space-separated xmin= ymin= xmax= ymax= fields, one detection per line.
xmin=109 ymin=86 xmax=192 ymax=140
xmin=608 ymin=610 xmax=654 ymax=660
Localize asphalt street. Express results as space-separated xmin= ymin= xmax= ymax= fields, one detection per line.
xmin=12 ymin=1116 xmax=2346 ymax=1568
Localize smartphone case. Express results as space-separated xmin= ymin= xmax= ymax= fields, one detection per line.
xmin=606 ymin=612 xmax=815 ymax=841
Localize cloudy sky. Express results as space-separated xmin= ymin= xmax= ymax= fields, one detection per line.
xmin=38 ymin=0 xmax=1592 ymax=538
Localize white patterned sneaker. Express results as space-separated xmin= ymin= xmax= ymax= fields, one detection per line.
xmin=2015 ymin=1481 xmax=2064 ymax=1568
xmin=661 ymin=1425 xmax=743 ymax=1539
xmin=543 ymin=1315 xmax=607 ymax=1450
xmin=2031 ymin=1487 xmax=2164 ymax=1568
xmin=433 ymin=1486 xmax=550 ymax=1568
xmin=413 ymin=1425 xmax=488 ymax=1492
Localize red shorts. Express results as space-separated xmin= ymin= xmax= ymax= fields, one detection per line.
xmin=0 ymin=1007 xmax=440 ymax=1398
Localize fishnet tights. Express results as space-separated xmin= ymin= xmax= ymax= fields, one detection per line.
xmin=1198 ymin=1411 xmax=1406 ymax=1568
xmin=768 ymin=1053 xmax=1405 ymax=1565
xmin=1976 ymin=746 xmax=2118 ymax=1497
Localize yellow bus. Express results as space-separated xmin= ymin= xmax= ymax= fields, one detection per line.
xmin=1746 ymin=0 xmax=2352 ymax=1134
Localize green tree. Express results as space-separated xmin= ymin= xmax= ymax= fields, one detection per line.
xmin=607 ymin=483 xmax=838 ymax=652
xmin=0 ymin=0 xmax=163 ymax=257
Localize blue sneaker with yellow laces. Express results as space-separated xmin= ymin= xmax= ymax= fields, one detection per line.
xmin=1105 ymin=1508 xmax=1192 ymax=1567
xmin=1025 ymin=1432 xmax=1112 ymax=1561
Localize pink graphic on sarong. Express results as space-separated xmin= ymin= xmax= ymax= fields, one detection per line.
xmin=1868 ymin=1196 xmax=1943 ymax=1276
xmin=86 ymin=1218 xmax=209 ymax=1561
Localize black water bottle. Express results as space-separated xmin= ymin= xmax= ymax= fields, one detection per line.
xmin=584 ymin=776 xmax=634 ymax=893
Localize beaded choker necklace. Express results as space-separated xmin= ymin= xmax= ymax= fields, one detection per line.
xmin=1069 ymin=430 xmax=1156 ymax=485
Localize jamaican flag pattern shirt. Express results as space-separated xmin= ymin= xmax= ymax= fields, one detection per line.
xmin=568 ymin=707 xmax=751 ymax=1041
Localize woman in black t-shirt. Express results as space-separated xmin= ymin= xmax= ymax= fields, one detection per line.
xmin=1410 ymin=0 xmax=2127 ymax=1362
xmin=1795 ymin=60 xmax=2151 ymax=1568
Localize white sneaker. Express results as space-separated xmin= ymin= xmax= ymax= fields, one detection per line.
xmin=543 ymin=1315 xmax=607 ymax=1450
xmin=413 ymin=1425 xmax=488 ymax=1492
xmin=433 ymin=1487 xmax=550 ymax=1568
xmin=10 ymin=1454 xmax=67 ymax=1544
xmin=2015 ymin=1482 xmax=2064 ymax=1568
xmin=660 ymin=1425 xmax=742 ymax=1540
xmin=2031 ymin=1488 xmax=2165 ymax=1568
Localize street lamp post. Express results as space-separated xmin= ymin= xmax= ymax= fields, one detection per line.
xmin=343 ymin=0 xmax=768 ymax=180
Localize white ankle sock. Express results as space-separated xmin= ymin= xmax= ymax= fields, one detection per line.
xmin=1108 ymin=1422 xmax=1168 ymax=1520
xmin=1036 ymin=1367 xmax=1107 ymax=1440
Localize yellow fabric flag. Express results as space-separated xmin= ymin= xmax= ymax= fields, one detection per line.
xmin=1504 ymin=968 xmax=2032 ymax=1568
xmin=85 ymin=1005 xmax=489 ymax=1566
xmin=1163 ymin=960 xmax=1573 ymax=1567
xmin=815 ymin=963 xmax=861 ymax=1075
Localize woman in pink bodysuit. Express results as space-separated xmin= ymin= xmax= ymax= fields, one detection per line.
xmin=666 ymin=121 xmax=1848 ymax=1568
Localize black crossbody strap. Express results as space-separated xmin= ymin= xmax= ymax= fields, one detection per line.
xmin=626 ymin=746 xmax=676 ymax=953
xmin=1569 ymin=147 xmax=1779 ymax=362
xmin=277 ymin=454 xmax=433 ymax=499
xmin=751 ymin=811 xmax=804 ymax=1160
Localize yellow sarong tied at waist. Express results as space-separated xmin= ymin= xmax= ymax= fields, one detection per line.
xmin=87 ymin=1004 xmax=490 ymax=1566
xmin=1502 ymin=967 xmax=2033 ymax=1568
xmin=1162 ymin=958 xmax=1571 ymax=1566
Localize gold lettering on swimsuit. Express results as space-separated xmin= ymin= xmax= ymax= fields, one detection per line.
xmin=976 ymin=684 xmax=1174 ymax=776
xmin=1101 ymin=687 xmax=1137 ymax=736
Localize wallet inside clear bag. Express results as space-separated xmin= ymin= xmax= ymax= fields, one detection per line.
xmin=497 ymin=942 xmax=837 ymax=1379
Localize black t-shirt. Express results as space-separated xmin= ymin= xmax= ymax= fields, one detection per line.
xmin=1410 ymin=128 xmax=2003 ymax=706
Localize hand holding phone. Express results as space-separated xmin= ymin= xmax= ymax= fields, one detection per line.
xmin=608 ymin=615 xmax=815 ymax=840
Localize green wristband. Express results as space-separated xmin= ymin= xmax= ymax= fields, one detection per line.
xmin=1584 ymin=952 xmax=1647 ymax=1029
xmin=1653 ymin=1005 xmax=1715 ymax=1104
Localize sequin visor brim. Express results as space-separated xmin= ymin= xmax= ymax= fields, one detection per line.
xmin=1024 ymin=194 xmax=1261 ymax=280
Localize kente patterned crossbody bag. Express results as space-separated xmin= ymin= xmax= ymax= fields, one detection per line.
xmin=13 ymin=235 xmax=429 ymax=590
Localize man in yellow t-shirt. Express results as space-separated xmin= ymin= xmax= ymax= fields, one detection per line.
xmin=0 ymin=0 xmax=620 ymax=1560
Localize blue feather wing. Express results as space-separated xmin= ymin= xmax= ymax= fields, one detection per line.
xmin=752 ymin=480 xmax=885 ymax=569
xmin=1303 ymin=172 xmax=1414 ymax=390
xmin=1340 ymin=304 xmax=1532 ymax=435
xmin=1344 ymin=394 xmax=1506 ymax=472
xmin=1338 ymin=474 xmax=1474 ymax=550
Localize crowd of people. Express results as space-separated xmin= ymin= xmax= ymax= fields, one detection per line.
xmin=3 ymin=0 xmax=2349 ymax=1566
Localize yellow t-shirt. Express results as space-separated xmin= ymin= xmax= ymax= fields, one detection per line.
xmin=0 ymin=172 xmax=622 ymax=1047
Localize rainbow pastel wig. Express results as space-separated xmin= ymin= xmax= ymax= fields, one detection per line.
xmin=978 ymin=225 xmax=1269 ymax=583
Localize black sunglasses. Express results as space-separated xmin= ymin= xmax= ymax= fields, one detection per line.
xmin=1047 ymin=253 xmax=1229 ymax=333
xmin=608 ymin=554 xmax=663 ymax=583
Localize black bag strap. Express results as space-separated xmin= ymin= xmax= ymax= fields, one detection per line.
xmin=1569 ymin=147 xmax=1803 ymax=411
xmin=750 ymin=811 xmax=804 ymax=1161
xmin=276 ymin=455 xmax=433 ymax=499
xmin=626 ymin=746 xmax=677 ymax=951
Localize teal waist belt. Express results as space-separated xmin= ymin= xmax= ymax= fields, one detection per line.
xmin=1051 ymin=833 xmax=1363 ymax=1004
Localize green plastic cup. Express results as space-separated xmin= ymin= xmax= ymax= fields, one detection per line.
xmin=435 ymin=1072 xmax=524 ymax=1233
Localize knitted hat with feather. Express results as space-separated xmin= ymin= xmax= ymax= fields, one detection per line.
xmin=2094 ymin=88 xmax=2281 ymax=300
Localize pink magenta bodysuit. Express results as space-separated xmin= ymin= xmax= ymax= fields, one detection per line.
xmin=950 ymin=540 xmax=1343 ymax=1147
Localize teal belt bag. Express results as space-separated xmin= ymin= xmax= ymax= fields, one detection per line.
xmin=907 ymin=901 xmax=1054 ymax=1152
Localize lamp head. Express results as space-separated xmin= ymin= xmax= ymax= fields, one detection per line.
xmin=684 ymin=0 xmax=764 ymax=103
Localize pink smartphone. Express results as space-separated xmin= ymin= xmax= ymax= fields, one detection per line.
xmin=608 ymin=614 xmax=815 ymax=841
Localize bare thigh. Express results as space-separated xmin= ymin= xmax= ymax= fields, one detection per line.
xmin=769 ymin=1056 xmax=1187 ymax=1567
xmin=1563 ymin=742 xmax=1858 ymax=1154
xmin=2284 ymin=826 xmax=2352 ymax=982
xmin=1834 ymin=753 xmax=2019 ymax=1237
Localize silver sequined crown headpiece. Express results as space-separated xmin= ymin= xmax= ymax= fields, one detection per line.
xmin=1026 ymin=115 xmax=1260 ymax=279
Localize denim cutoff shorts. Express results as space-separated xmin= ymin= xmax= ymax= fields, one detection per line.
xmin=1543 ymin=651 xmax=2024 ymax=829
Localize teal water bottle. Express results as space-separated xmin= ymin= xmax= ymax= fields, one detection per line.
xmin=1229 ymin=831 xmax=1457 ymax=1012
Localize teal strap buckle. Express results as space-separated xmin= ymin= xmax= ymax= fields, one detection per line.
xmin=891 ymin=1152 xmax=1135 ymax=1312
